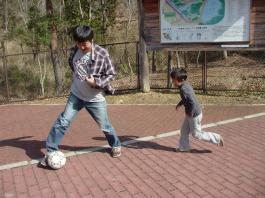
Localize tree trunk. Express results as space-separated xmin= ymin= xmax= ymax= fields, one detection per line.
xmin=196 ymin=51 xmax=201 ymax=68
xmin=175 ymin=51 xmax=180 ymax=68
xmin=4 ymin=0 xmax=8 ymax=32
xmin=183 ymin=51 xmax=188 ymax=68
xmin=37 ymin=53 xmax=47 ymax=96
xmin=88 ymin=0 xmax=92 ymax=22
xmin=78 ymin=0 xmax=84 ymax=18
xmin=46 ymin=0 xmax=63 ymax=96
xmin=124 ymin=3 xmax=133 ymax=81
xmin=1 ymin=41 xmax=10 ymax=102
xmin=100 ymin=0 xmax=106 ymax=42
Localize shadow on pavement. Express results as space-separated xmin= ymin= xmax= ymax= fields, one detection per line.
xmin=93 ymin=136 xmax=212 ymax=154
xmin=0 ymin=134 xmax=212 ymax=166
xmin=0 ymin=136 xmax=93 ymax=160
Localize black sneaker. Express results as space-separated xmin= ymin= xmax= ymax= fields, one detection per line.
xmin=39 ymin=155 xmax=48 ymax=167
xmin=111 ymin=146 xmax=121 ymax=158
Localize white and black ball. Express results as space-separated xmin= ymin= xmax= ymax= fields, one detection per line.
xmin=47 ymin=151 xmax=66 ymax=169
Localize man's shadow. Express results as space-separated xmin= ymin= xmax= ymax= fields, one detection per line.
xmin=93 ymin=136 xmax=212 ymax=154
xmin=0 ymin=134 xmax=212 ymax=166
xmin=0 ymin=136 xmax=94 ymax=161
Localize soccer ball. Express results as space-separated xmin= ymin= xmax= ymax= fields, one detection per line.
xmin=47 ymin=151 xmax=66 ymax=169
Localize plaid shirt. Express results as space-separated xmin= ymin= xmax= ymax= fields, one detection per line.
xmin=68 ymin=44 xmax=116 ymax=90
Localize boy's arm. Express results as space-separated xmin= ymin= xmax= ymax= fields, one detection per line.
xmin=177 ymin=100 xmax=183 ymax=107
xmin=94 ymin=54 xmax=116 ymax=88
xmin=176 ymin=86 xmax=189 ymax=108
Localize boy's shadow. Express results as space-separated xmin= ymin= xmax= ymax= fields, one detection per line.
xmin=93 ymin=136 xmax=212 ymax=154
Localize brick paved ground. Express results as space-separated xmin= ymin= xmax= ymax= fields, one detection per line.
xmin=1 ymin=105 xmax=265 ymax=164
xmin=0 ymin=105 xmax=265 ymax=197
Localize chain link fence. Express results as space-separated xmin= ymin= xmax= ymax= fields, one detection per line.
xmin=0 ymin=42 xmax=139 ymax=103
xmin=1 ymin=44 xmax=265 ymax=104
xmin=148 ymin=50 xmax=265 ymax=92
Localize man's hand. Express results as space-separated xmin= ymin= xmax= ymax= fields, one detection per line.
xmin=85 ymin=75 xmax=96 ymax=88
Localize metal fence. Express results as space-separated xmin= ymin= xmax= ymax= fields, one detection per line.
xmin=0 ymin=41 xmax=139 ymax=103
xmin=148 ymin=50 xmax=265 ymax=92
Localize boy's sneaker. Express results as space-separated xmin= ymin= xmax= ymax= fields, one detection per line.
xmin=175 ymin=148 xmax=191 ymax=152
xmin=111 ymin=146 xmax=121 ymax=158
xmin=39 ymin=155 xmax=49 ymax=167
xmin=218 ymin=136 xmax=224 ymax=147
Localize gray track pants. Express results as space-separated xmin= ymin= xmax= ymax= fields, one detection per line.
xmin=179 ymin=113 xmax=221 ymax=150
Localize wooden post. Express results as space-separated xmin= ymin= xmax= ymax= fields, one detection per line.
xmin=202 ymin=51 xmax=207 ymax=93
xmin=139 ymin=37 xmax=150 ymax=92
xmin=138 ymin=0 xmax=150 ymax=92
xmin=1 ymin=41 xmax=10 ymax=102
xmin=167 ymin=51 xmax=172 ymax=88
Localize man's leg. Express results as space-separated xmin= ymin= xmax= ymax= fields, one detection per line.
xmin=46 ymin=93 xmax=83 ymax=152
xmin=189 ymin=113 xmax=221 ymax=145
xmin=178 ymin=116 xmax=191 ymax=151
xmin=85 ymin=101 xmax=121 ymax=148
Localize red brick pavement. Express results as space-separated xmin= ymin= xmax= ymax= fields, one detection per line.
xmin=0 ymin=105 xmax=265 ymax=197
xmin=0 ymin=105 xmax=265 ymax=165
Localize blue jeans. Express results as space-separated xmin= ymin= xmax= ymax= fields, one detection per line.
xmin=46 ymin=93 xmax=121 ymax=152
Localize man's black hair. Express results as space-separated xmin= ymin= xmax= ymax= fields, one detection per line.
xmin=170 ymin=68 xmax=187 ymax=81
xmin=72 ymin=25 xmax=94 ymax=42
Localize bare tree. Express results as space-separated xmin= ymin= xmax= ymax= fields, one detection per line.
xmin=4 ymin=0 xmax=8 ymax=32
xmin=1 ymin=0 xmax=10 ymax=101
xmin=176 ymin=51 xmax=181 ymax=68
xmin=183 ymin=51 xmax=188 ymax=68
xmin=78 ymin=0 xmax=84 ymax=18
xmin=46 ymin=0 xmax=63 ymax=96
xmin=124 ymin=0 xmax=134 ymax=81
xmin=196 ymin=51 xmax=201 ymax=67
xmin=37 ymin=52 xmax=47 ymax=96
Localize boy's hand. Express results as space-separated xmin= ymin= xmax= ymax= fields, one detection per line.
xmin=85 ymin=75 xmax=96 ymax=88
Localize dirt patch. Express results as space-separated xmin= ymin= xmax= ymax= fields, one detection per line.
xmin=8 ymin=90 xmax=265 ymax=105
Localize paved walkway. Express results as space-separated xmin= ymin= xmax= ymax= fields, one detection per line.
xmin=0 ymin=105 xmax=265 ymax=197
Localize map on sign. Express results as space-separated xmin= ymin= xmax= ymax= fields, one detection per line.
xmin=160 ymin=0 xmax=250 ymax=43
xmin=163 ymin=0 xmax=225 ymax=25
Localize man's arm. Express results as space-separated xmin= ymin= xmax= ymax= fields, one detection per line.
xmin=68 ymin=46 xmax=78 ymax=72
xmin=94 ymin=54 xmax=116 ymax=88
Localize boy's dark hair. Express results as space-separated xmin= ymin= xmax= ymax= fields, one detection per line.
xmin=72 ymin=25 xmax=94 ymax=42
xmin=170 ymin=68 xmax=187 ymax=81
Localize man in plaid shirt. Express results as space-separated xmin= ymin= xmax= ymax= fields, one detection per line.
xmin=68 ymin=41 xmax=115 ymax=95
xmin=40 ymin=26 xmax=121 ymax=167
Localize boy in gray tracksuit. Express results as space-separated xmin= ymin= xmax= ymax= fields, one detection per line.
xmin=170 ymin=68 xmax=224 ymax=152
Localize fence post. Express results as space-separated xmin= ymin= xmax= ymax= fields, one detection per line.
xmin=152 ymin=51 xmax=156 ymax=73
xmin=138 ymin=0 xmax=150 ymax=93
xmin=202 ymin=51 xmax=208 ymax=93
xmin=167 ymin=51 xmax=173 ymax=88
xmin=136 ymin=42 xmax=141 ymax=90
xmin=1 ymin=41 xmax=10 ymax=102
